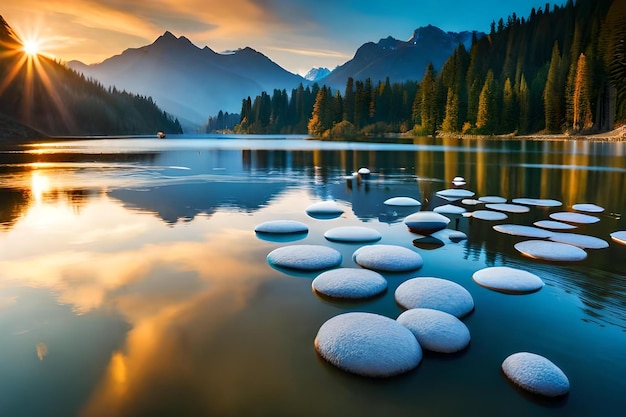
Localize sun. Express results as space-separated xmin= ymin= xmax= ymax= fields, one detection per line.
xmin=22 ymin=39 xmax=40 ymax=56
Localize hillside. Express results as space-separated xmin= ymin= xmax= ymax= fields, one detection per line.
xmin=0 ymin=16 xmax=182 ymax=138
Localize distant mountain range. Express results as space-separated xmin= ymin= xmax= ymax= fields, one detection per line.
xmin=322 ymin=25 xmax=482 ymax=89
xmin=69 ymin=32 xmax=305 ymax=131
xmin=69 ymin=25 xmax=483 ymax=130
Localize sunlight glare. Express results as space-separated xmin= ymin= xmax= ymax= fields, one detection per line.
xmin=23 ymin=39 xmax=40 ymax=56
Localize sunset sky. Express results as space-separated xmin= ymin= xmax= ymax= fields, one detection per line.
xmin=4 ymin=0 xmax=552 ymax=75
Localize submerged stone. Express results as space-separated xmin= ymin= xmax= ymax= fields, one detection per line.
xmin=549 ymin=233 xmax=609 ymax=249
xmin=479 ymin=196 xmax=507 ymax=203
xmin=572 ymin=203 xmax=604 ymax=213
xmin=312 ymin=268 xmax=387 ymax=299
xmin=533 ymin=220 xmax=577 ymax=230
xmin=267 ymin=245 xmax=342 ymax=271
xmin=436 ymin=188 xmax=475 ymax=199
xmin=514 ymin=240 xmax=587 ymax=261
xmin=306 ymin=201 xmax=344 ymax=217
xmin=397 ymin=308 xmax=470 ymax=353
xmin=395 ymin=277 xmax=475 ymax=318
xmin=471 ymin=210 xmax=508 ymax=221
xmin=314 ymin=312 xmax=422 ymax=377
xmin=493 ymin=224 xmax=555 ymax=238
xmin=472 ymin=266 xmax=544 ymax=294
xmin=512 ymin=198 xmax=562 ymax=207
xmin=384 ymin=197 xmax=422 ymax=207
xmin=610 ymin=231 xmax=626 ymax=246
xmin=549 ymin=212 xmax=600 ymax=224
xmin=433 ymin=204 xmax=467 ymax=215
xmin=255 ymin=220 xmax=309 ymax=234
xmin=501 ymin=352 xmax=570 ymax=397
xmin=404 ymin=211 xmax=451 ymax=235
xmin=485 ymin=203 xmax=530 ymax=214
xmin=353 ymin=244 xmax=424 ymax=272
xmin=324 ymin=226 xmax=382 ymax=243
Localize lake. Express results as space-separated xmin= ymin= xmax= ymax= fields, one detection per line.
xmin=0 ymin=135 xmax=625 ymax=417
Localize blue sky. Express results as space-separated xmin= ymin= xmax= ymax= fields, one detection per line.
xmin=4 ymin=0 xmax=555 ymax=75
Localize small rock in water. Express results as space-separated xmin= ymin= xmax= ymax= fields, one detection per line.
xmin=395 ymin=277 xmax=474 ymax=318
xmin=314 ymin=312 xmax=422 ymax=377
xmin=479 ymin=196 xmax=507 ymax=203
xmin=255 ymin=220 xmax=309 ymax=234
xmin=404 ymin=211 xmax=451 ymax=235
xmin=501 ymin=352 xmax=570 ymax=397
xmin=572 ymin=203 xmax=604 ymax=213
xmin=549 ymin=212 xmax=600 ymax=224
xmin=312 ymin=268 xmax=387 ymax=299
xmin=353 ymin=244 xmax=424 ymax=272
xmin=485 ymin=203 xmax=530 ymax=213
xmin=549 ymin=233 xmax=609 ymax=249
xmin=472 ymin=266 xmax=544 ymax=294
xmin=384 ymin=196 xmax=422 ymax=207
xmin=471 ymin=210 xmax=508 ymax=221
xmin=267 ymin=245 xmax=342 ymax=271
xmin=397 ymin=308 xmax=470 ymax=353
xmin=514 ymin=240 xmax=587 ymax=261
xmin=610 ymin=231 xmax=626 ymax=246
xmin=512 ymin=198 xmax=562 ymax=207
xmin=533 ymin=220 xmax=577 ymax=230
xmin=433 ymin=204 xmax=466 ymax=215
xmin=324 ymin=226 xmax=382 ymax=243
xmin=493 ymin=224 xmax=555 ymax=238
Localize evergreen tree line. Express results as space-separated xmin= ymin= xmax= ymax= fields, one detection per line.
xmin=231 ymin=0 xmax=624 ymax=138
xmin=0 ymin=41 xmax=183 ymax=136
xmin=206 ymin=110 xmax=240 ymax=132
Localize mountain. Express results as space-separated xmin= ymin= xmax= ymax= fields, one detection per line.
xmin=304 ymin=67 xmax=331 ymax=82
xmin=69 ymin=32 xmax=306 ymax=131
xmin=0 ymin=15 xmax=182 ymax=137
xmin=323 ymin=25 xmax=483 ymax=89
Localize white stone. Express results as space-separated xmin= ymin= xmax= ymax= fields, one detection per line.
xmin=572 ymin=203 xmax=604 ymax=213
xmin=493 ymin=224 xmax=555 ymax=238
xmin=479 ymin=196 xmax=507 ymax=203
xmin=395 ymin=277 xmax=475 ymax=318
xmin=314 ymin=312 xmax=422 ymax=377
xmin=432 ymin=229 xmax=467 ymax=242
xmin=549 ymin=212 xmax=600 ymax=224
xmin=452 ymin=176 xmax=466 ymax=186
xmin=514 ymin=240 xmax=587 ymax=261
xmin=397 ymin=308 xmax=470 ymax=353
xmin=254 ymin=220 xmax=309 ymax=234
xmin=436 ymin=188 xmax=475 ymax=198
xmin=324 ymin=226 xmax=382 ymax=243
xmin=502 ymin=352 xmax=570 ymax=397
xmin=267 ymin=245 xmax=342 ymax=271
xmin=485 ymin=203 xmax=530 ymax=213
xmin=306 ymin=201 xmax=344 ymax=215
xmin=611 ymin=231 xmax=626 ymax=246
xmin=533 ymin=220 xmax=577 ymax=230
xmin=353 ymin=245 xmax=424 ymax=272
xmin=312 ymin=268 xmax=387 ymax=299
xmin=433 ymin=204 xmax=467 ymax=214
xmin=471 ymin=210 xmax=508 ymax=221
xmin=472 ymin=266 xmax=544 ymax=294
xmin=404 ymin=211 xmax=450 ymax=235
xmin=461 ymin=199 xmax=484 ymax=206
xmin=549 ymin=233 xmax=609 ymax=249
xmin=512 ymin=198 xmax=562 ymax=207
xmin=358 ymin=167 xmax=371 ymax=175
xmin=384 ymin=196 xmax=422 ymax=207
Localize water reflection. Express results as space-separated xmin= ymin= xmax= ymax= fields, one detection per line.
xmin=0 ymin=137 xmax=625 ymax=416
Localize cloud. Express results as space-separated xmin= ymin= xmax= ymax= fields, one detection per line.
xmin=266 ymin=46 xmax=351 ymax=59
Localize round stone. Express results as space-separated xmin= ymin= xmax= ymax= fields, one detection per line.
xmin=572 ymin=203 xmax=604 ymax=213
xmin=395 ymin=277 xmax=475 ymax=318
xmin=479 ymin=196 xmax=507 ymax=203
xmin=549 ymin=233 xmax=609 ymax=249
xmin=514 ymin=240 xmax=587 ymax=262
xmin=501 ymin=352 xmax=570 ymax=397
xmin=549 ymin=212 xmax=600 ymax=224
xmin=485 ymin=203 xmax=530 ymax=213
xmin=384 ymin=197 xmax=421 ymax=206
xmin=432 ymin=229 xmax=467 ymax=243
xmin=472 ymin=266 xmax=544 ymax=294
xmin=397 ymin=308 xmax=470 ymax=353
xmin=433 ymin=204 xmax=467 ymax=215
xmin=512 ymin=198 xmax=562 ymax=207
xmin=353 ymin=245 xmax=424 ymax=272
xmin=306 ymin=201 xmax=344 ymax=215
xmin=462 ymin=199 xmax=483 ymax=206
xmin=255 ymin=220 xmax=309 ymax=234
xmin=452 ymin=176 xmax=466 ymax=186
xmin=312 ymin=268 xmax=387 ymax=299
xmin=471 ymin=210 xmax=508 ymax=221
xmin=493 ymin=224 xmax=555 ymax=239
xmin=412 ymin=236 xmax=444 ymax=250
xmin=404 ymin=211 xmax=451 ymax=235
xmin=533 ymin=220 xmax=577 ymax=230
xmin=324 ymin=226 xmax=382 ymax=243
xmin=436 ymin=188 xmax=475 ymax=199
xmin=611 ymin=231 xmax=626 ymax=246
xmin=314 ymin=312 xmax=422 ymax=377
xmin=267 ymin=245 xmax=342 ymax=271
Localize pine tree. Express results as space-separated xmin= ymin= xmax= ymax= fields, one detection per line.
xmin=419 ymin=63 xmax=440 ymax=136
xmin=544 ymin=41 xmax=564 ymax=132
xmin=476 ymin=70 xmax=497 ymax=132
xmin=502 ymin=77 xmax=516 ymax=133
xmin=572 ymin=52 xmax=593 ymax=131
xmin=442 ymin=87 xmax=460 ymax=132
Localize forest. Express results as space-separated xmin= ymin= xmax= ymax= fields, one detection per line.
xmin=0 ymin=16 xmax=183 ymax=137
xmin=229 ymin=0 xmax=625 ymax=138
